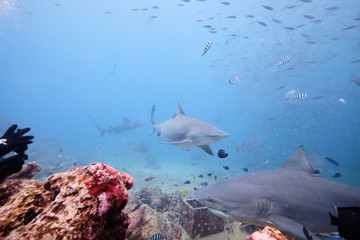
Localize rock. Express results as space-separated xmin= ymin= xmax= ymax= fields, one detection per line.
xmin=5 ymin=161 xmax=41 ymax=180
xmin=124 ymin=187 xmax=184 ymax=240
xmin=0 ymin=163 xmax=132 ymax=240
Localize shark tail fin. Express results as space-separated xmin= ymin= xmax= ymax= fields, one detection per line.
xmin=151 ymin=105 xmax=156 ymax=125
xmin=95 ymin=123 xmax=107 ymax=137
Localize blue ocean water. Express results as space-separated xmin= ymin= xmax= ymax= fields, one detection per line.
xmin=0 ymin=0 xmax=359 ymax=189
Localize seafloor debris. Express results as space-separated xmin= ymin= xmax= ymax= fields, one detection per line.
xmin=0 ymin=163 xmax=133 ymax=240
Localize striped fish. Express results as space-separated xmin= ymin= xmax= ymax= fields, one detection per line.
xmin=149 ymin=233 xmax=165 ymax=240
xmin=292 ymin=93 xmax=307 ymax=100
xmin=276 ymin=55 xmax=290 ymax=66
xmin=229 ymin=76 xmax=242 ymax=84
xmin=201 ymin=39 xmax=213 ymax=56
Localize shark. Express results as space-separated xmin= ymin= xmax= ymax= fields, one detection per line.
xmin=193 ymin=146 xmax=360 ymax=239
xmin=151 ymin=104 xmax=229 ymax=155
xmin=95 ymin=117 xmax=142 ymax=136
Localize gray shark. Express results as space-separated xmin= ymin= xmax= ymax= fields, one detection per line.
xmin=151 ymin=104 xmax=229 ymax=155
xmin=95 ymin=117 xmax=142 ymax=136
xmin=193 ymin=146 xmax=360 ymax=239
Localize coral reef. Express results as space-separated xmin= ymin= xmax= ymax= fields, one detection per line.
xmin=124 ymin=187 xmax=185 ymax=240
xmin=5 ymin=161 xmax=41 ymax=180
xmin=247 ymin=226 xmax=288 ymax=240
xmin=0 ymin=163 xmax=133 ymax=240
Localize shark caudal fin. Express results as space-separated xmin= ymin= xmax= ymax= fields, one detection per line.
xmin=95 ymin=123 xmax=107 ymax=137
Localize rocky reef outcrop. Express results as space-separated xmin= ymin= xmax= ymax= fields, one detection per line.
xmin=0 ymin=162 xmax=133 ymax=240
xmin=124 ymin=186 xmax=184 ymax=240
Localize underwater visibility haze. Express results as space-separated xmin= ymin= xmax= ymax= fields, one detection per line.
xmin=0 ymin=0 xmax=360 ymax=238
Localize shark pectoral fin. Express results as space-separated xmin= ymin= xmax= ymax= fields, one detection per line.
xmin=199 ymin=145 xmax=214 ymax=155
xmin=267 ymin=214 xmax=321 ymax=240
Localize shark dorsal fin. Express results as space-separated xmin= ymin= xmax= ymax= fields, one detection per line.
xmin=123 ymin=117 xmax=130 ymax=122
xmin=281 ymin=145 xmax=314 ymax=173
xmin=173 ymin=103 xmax=186 ymax=118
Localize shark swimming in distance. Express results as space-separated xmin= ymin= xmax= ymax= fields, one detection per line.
xmin=194 ymin=146 xmax=360 ymax=239
xmin=95 ymin=117 xmax=142 ymax=136
xmin=151 ymin=104 xmax=229 ymax=155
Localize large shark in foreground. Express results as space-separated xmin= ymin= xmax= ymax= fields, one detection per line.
xmin=151 ymin=104 xmax=229 ymax=155
xmin=95 ymin=117 xmax=142 ymax=136
xmin=194 ymin=146 xmax=360 ymax=239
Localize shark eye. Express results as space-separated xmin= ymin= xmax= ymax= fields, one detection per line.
xmin=207 ymin=198 xmax=216 ymax=203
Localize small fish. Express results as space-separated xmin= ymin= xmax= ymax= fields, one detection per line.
xmin=325 ymin=156 xmax=340 ymax=166
xmin=242 ymin=168 xmax=248 ymax=172
xmin=176 ymin=228 xmax=182 ymax=239
xmin=310 ymin=95 xmax=325 ymax=100
xmin=214 ymin=176 xmax=217 ymax=180
xmin=221 ymin=1 xmax=231 ymax=5
xmin=329 ymin=206 xmax=360 ymax=240
xmin=272 ymin=18 xmax=282 ymax=24
xmin=145 ymin=176 xmax=156 ymax=181
xmin=188 ymin=218 xmax=195 ymax=225
xmin=200 ymin=182 xmax=208 ymax=186
xmin=244 ymin=14 xmax=255 ymax=18
xmin=283 ymin=26 xmax=295 ymax=31
xmin=74 ymin=162 xmax=77 ymax=166
xmin=58 ymin=154 xmax=63 ymax=159
xmin=351 ymin=59 xmax=360 ymax=64
xmin=276 ymin=55 xmax=290 ymax=66
xmin=276 ymin=85 xmax=287 ymax=90
xmin=184 ymin=180 xmax=191 ymax=184
xmin=96 ymin=143 xmax=104 ymax=150
xmin=203 ymin=25 xmax=212 ymax=28
xmin=223 ymin=166 xmax=230 ymax=170
xmin=296 ymin=24 xmax=306 ymax=28
xmin=207 ymin=172 xmax=213 ymax=176
xmin=115 ymin=152 xmax=118 ymax=157
xmin=256 ymin=21 xmax=267 ymax=26
xmin=58 ymin=149 xmax=63 ymax=152
xmin=229 ymin=76 xmax=242 ymax=84
xmin=194 ymin=187 xmax=198 ymax=190
xmin=262 ymin=5 xmax=273 ymax=10
xmin=313 ymin=169 xmax=320 ymax=174
xmin=343 ymin=26 xmax=357 ymax=30
xmin=351 ymin=75 xmax=360 ymax=86
xmin=149 ymin=233 xmax=165 ymax=240
xmin=338 ymin=98 xmax=346 ymax=104
xmin=217 ymin=149 xmax=228 ymax=158
xmin=198 ymin=174 xmax=204 ymax=178
xmin=183 ymin=190 xmax=188 ymax=194
xmin=292 ymin=93 xmax=308 ymax=100
xmin=227 ymin=16 xmax=237 ymax=19
xmin=306 ymin=41 xmax=316 ymax=44
xmin=303 ymin=14 xmax=315 ymax=19
xmin=324 ymin=6 xmax=339 ymax=11
xmin=299 ymin=0 xmax=312 ymax=2
xmin=332 ymin=173 xmax=341 ymax=178
xmin=201 ymin=39 xmax=213 ymax=56
xmin=267 ymin=117 xmax=276 ymax=120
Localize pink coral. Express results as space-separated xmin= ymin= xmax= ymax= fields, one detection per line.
xmin=247 ymin=226 xmax=288 ymax=240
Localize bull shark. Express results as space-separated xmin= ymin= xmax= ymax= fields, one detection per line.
xmin=95 ymin=117 xmax=142 ymax=136
xmin=151 ymin=104 xmax=229 ymax=155
xmin=193 ymin=146 xmax=360 ymax=239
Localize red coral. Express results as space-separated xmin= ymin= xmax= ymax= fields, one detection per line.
xmin=82 ymin=163 xmax=129 ymax=215
xmin=119 ymin=172 xmax=134 ymax=190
